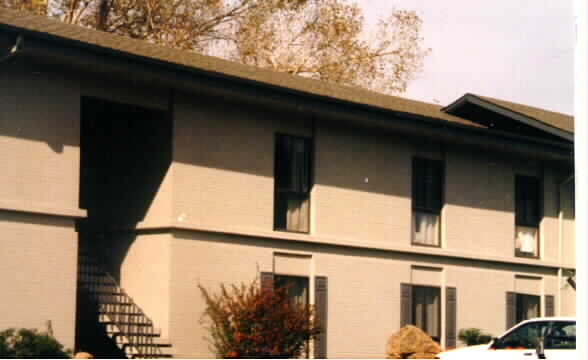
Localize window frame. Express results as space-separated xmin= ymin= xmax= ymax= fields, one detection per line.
xmin=273 ymin=133 xmax=313 ymax=234
xmin=514 ymin=175 xmax=542 ymax=258
xmin=411 ymin=157 xmax=444 ymax=247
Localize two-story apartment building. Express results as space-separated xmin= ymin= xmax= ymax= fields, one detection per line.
xmin=0 ymin=8 xmax=575 ymax=358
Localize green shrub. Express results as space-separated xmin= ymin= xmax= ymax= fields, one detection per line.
xmin=0 ymin=328 xmax=71 ymax=358
xmin=458 ymin=328 xmax=493 ymax=346
xmin=199 ymin=280 xmax=321 ymax=358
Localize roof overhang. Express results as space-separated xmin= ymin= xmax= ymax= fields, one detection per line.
xmin=0 ymin=26 xmax=574 ymax=165
xmin=443 ymin=93 xmax=574 ymax=142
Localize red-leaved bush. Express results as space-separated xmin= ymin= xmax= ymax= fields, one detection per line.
xmin=199 ymin=280 xmax=321 ymax=358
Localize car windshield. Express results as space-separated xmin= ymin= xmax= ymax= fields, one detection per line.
xmin=494 ymin=321 xmax=576 ymax=350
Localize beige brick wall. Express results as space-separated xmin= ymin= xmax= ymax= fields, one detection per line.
xmin=0 ymin=61 xmax=81 ymax=350
xmin=170 ymin=97 xmax=566 ymax=263
xmin=446 ymin=263 xmax=557 ymax=341
xmin=0 ymin=62 xmax=81 ymax=215
xmin=172 ymin=94 xmax=311 ymax=232
xmin=167 ymin=230 xmax=563 ymax=358
xmin=169 ymin=230 xmax=272 ymax=358
xmin=104 ymin=232 xmax=172 ymax=338
xmin=445 ymin=150 xmax=514 ymax=257
xmin=313 ymin=124 xmax=412 ymax=245
xmin=0 ymin=211 xmax=77 ymax=350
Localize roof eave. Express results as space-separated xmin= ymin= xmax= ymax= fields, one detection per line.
xmin=0 ymin=27 xmax=574 ymax=164
xmin=443 ymin=93 xmax=574 ymax=142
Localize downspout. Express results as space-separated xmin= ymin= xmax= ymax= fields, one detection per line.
xmin=0 ymin=34 xmax=24 ymax=64
xmin=557 ymin=174 xmax=574 ymax=315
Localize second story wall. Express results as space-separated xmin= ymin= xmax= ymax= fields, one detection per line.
xmin=0 ymin=61 xmax=81 ymax=217
xmin=173 ymin=93 xmax=312 ymax=232
xmin=313 ymin=122 xmax=413 ymax=245
xmin=171 ymin=93 xmax=570 ymax=264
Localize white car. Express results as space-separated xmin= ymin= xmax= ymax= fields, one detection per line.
xmin=436 ymin=317 xmax=576 ymax=360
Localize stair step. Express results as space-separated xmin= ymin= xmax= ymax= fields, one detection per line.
xmin=109 ymin=331 xmax=162 ymax=337
xmin=99 ymin=313 xmax=148 ymax=320
xmin=97 ymin=305 xmax=142 ymax=313
xmin=98 ymin=310 xmax=146 ymax=316
xmin=91 ymin=291 xmax=127 ymax=296
xmin=129 ymin=353 xmax=173 ymax=358
xmin=103 ymin=321 xmax=153 ymax=327
xmin=121 ymin=342 xmax=171 ymax=348
xmin=124 ymin=346 xmax=172 ymax=354
xmin=77 ymin=253 xmax=173 ymax=357
xmin=93 ymin=299 xmax=133 ymax=305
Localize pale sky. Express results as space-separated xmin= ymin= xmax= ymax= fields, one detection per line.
xmin=362 ymin=0 xmax=575 ymax=115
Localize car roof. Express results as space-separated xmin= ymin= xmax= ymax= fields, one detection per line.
xmin=522 ymin=317 xmax=576 ymax=322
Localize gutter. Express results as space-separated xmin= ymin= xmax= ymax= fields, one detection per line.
xmin=0 ymin=34 xmax=23 ymax=64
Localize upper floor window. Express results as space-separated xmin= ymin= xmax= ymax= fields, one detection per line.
xmin=412 ymin=158 xmax=444 ymax=246
xmin=274 ymin=134 xmax=312 ymax=233
xmin=515 ymin=176 xmax=541 ymax=257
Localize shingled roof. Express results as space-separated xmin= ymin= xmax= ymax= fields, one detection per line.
xmin=0 ymin=7 xmax=573 ymax=137
xmin=477 ymin=94 xmax=574 ymax=133
xmin=0 ymin=7 xmax=482 ymax=128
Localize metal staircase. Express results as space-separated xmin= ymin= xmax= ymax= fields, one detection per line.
xmin=77 ymin=250 xmax=173 ymax=358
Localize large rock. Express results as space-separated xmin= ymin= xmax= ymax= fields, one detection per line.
xmin=386 ymin=325 xmax=443 ymax=359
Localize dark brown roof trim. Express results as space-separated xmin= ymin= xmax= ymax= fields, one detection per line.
xmin=443 ymin=93 xmax=574 ymax=142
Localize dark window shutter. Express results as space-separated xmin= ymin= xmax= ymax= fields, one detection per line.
xmin=545 ymin=295 xmax=555 ymax=317
xmin=506 ymin=292 xmax=517 ymax=330
xmin=314 ymin=276 xmax=328 ymax=359
xmin=445 ymin=287 xmax=457 ymax=348
xmin=261 ymin=272 xmax=274 ymax=292
xmin=400 ymin=283 xmax=413 ymax=328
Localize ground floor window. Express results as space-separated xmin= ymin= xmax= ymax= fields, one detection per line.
xmin=412 ymin=285 xmax=441 ymax=342
xmin=274 ymin=275 xmax=309 ymax=306
xmin=507 ymin=292 xmax=543 ymax=329
xmin=516 ymin=293 xmax=540 ymax=323
xmin=261 ymin=272 xmax=327 ymax=358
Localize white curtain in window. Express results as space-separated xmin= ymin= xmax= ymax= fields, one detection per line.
xmin=287 ymin=196 xmax=309 ymax=232
xmin=426 ymin=291 xmax=440 ymax=338
xmin=413 ymin=287 xmax=440 ymax=338
xmin=414 ymin=212 xmax=439 ymax=246
xmin=516 ymin=226 xmax=538 ymax=255
xmin=525 ymin=296 xmax=540 ymax=319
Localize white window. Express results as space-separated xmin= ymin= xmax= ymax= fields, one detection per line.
xmin=413 ymin=211 xmax=439 ymax=246
xmin=412 ymin=157 xmax=443 ymax=247
xmin=516 ymin=226 xmax=538 ymax=257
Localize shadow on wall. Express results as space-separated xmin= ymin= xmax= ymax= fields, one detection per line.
xmin=78 ymin=96 xmax=172 ymax=232
xmin=171 ymin=95 xmax=570 ymax=216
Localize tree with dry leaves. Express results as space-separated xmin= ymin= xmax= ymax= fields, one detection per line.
xmin=2 ymin=0 xmax=429 ymax=94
